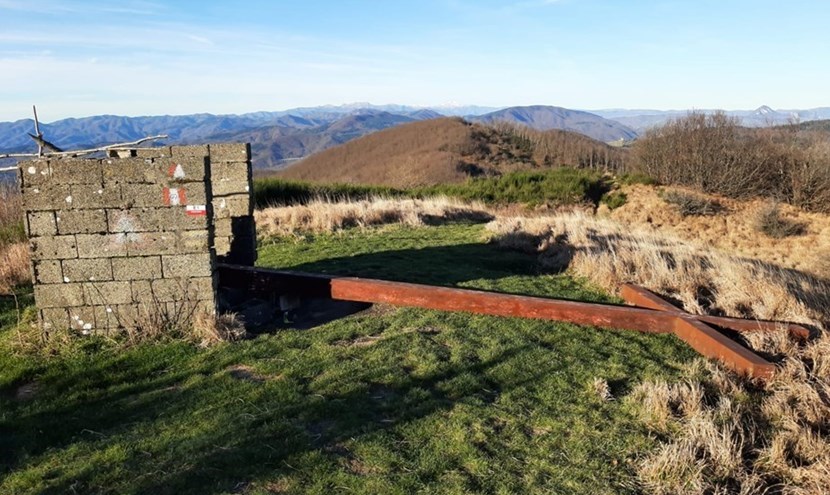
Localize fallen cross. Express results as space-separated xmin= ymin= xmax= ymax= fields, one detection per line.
xmin=218 ymin=264 xmax=811 ymax=380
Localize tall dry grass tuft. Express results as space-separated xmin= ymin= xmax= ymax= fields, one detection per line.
xmin=486 ymin=212 xmax=829 ymax=328
xmin=0 ymin=242 xmax=31 ymax=294
xmin=255 ymin=196 xmax=493 ymax=236
xmin=488 ymin=212 xmax=830 ymax=494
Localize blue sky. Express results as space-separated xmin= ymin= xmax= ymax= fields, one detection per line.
xmin=1 ymin=0 xmax=828 ymax=121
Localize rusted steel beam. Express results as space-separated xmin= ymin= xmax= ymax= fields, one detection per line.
xmin=620 ymin=284 xmax=812 ymax=340
xmin=328 ymin=277 xmax=677 ymax=333
xmin=218 ymin=265 xmax=790 ymax=378
xmin=218 ymin=264 xmax=677 ymax=333
xmin=673 ymin=317 xmax=776 ymax=380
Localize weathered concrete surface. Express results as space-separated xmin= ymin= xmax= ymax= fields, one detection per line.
xmin=20 ymin=143 xmax=255 ymax=336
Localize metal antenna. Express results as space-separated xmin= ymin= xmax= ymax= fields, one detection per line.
xmin=33 ymin=105 xmax=42 ymax=157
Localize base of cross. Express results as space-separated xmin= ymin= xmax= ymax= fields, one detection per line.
xmin=218 ymin=264 xmax=813 ymax=380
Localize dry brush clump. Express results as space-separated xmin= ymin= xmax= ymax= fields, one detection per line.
xmin=0 ymin=242 xmax=30 ymax=294
xmin=255 ymin=196 xmax=494 ymax=236
xmin=487 ymin=212 xmax=830 ymax=494
xmin=632 ymin=112 xmax=830 ymax=213
xmin=487 ymin=212 xmax=829 ymax=327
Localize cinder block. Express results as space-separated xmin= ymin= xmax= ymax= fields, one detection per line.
xmin=214 ymin=236 xmax=231 ymax=256
xmin=112 ymin=256 xmax=162 ymax=280
xmin=19 ymin=160 xmax=52 ymax=188
xmin=62 ymin=258 xmax=113 ymax=282
xmin=107 ymin=209 xmax=151 ymax=234
xmin=161 ymin=157 xmax=208 ymax=183
xmin=209 ymin=143 xmax=251 ymax=162
xmin=212 ymin=195 xmax=250 ymax=219
xmin=27 ymin=211 xmax=57 ymax=236
xmin=68 ymin=184 xmax=122 ymax=209
xmin=162 ymin=253 xmax=213 ymax=278
xmin=125 ymin=232 xmax=180 ymax=256
xmin=132 ymin=277 xmax=214 ymax=304
xmin=212 ymin=180 xmax=251 ymax=197
xmin=67 ymin=306 xmax=98 ymax=333
xmin=50 ymin=158 xmax=103 ymax=185
xmin=91 ymin=305 xmax=118 ymax=330
xmin=84 ymin=281 xmax=133 ymax=305
xmin=121 ymin=183 xmax=164 ymax=208
xmin=108 ymin=208 xmax=207 ymax=233
xmin=33 ymin=260 xmax=63 ymax=284
xmin=76 ymin=234 xmax=129 ymax=258
xmin=35 ymin=283 xmax=86 ymax=307
xmin=30 ymin=235 xmax=77 ymax=260
xmin=41 ymin=307 xmax=69 ymax=332
xmin=109 ymin=304 xmax=141 ymax=328
xmin=22 ymin=185 xmax=72 ymax=211
xmin=56 ymin=209 xmax=107 ymax=234
xmin=135 ymin=146 xmax=172 ymax=158
xmin=210 ymin=161 xmax=250 ymax=183
xmin=176 ymin=230 xmax=210 ymax=253
xmin=171 ymin=145 xmax=209 ymax=158
xmin=102 ymin=157 xmax=156 ymax=184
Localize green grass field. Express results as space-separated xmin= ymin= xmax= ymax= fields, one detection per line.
xmin=1 ymin=224 xmax=696 ymax=494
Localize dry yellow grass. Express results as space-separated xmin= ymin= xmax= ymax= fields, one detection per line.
xmin=487 ymin=211 xmax=830 ymax=494
xmin=609 ymin=185 xmax=830 ymax=279
xmin=487 ymin=211 xmax=829 ymax=328
xmin=0 ymin=242 xmax=31 ymax=294
xmin=255 ymin=196 xmax=493 ymax=236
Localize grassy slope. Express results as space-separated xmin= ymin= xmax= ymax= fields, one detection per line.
xmin=1 ymin=224 xmax=696 ymax=494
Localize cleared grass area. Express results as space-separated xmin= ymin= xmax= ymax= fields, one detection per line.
xmin=1 ymin=223 xmax=697 ymax=494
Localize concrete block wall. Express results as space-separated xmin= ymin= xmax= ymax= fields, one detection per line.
xmin=19 ymin=143 xmax=254 ymax=336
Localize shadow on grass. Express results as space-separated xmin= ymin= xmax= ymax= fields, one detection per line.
xmin=1 ymin=230 xmax=695 ymax=494
xmin=0 ymin=334 xmax=584 ymax=494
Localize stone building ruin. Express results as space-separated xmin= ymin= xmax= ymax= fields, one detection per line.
xmin=18 ymin=143 xmax=254 ymax=335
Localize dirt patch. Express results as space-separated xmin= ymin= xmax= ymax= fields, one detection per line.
xmin=226 ymin=365 xmax=268 ymax=383
xmin=333 ymin=334 xmax=383 ymax=348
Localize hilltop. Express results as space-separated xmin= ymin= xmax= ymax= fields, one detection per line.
xmin=472 ymin=105 xmax=638 ymax=142
xmin=276 ymin=117 xmax=626 ymax=188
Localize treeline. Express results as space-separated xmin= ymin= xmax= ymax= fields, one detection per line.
xmin=629 ymin=112 xmax=830 ymax=212
xmin=484 ymin=122 xmax=628 ymax=172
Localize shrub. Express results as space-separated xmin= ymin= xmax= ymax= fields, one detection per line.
xmin=662 ymin=190 xmax=724 ymax=217
xmin=419 ymin=168 xmax=611 ymax=207
xmin=601 ymin=191 xmax=627 ymax=210
xmin=631 ymin=112 xmax=830 ymax=212
xmin=754 ymin=203 xmax=805 ymax=238
xmin=253 ymin=178 xmax=403 ymax=208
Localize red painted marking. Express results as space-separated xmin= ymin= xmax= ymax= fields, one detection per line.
xmin=186 ymin=205 xmax=207 ymax=217
xmin=163 ymin=187 xmax=187 ymax=206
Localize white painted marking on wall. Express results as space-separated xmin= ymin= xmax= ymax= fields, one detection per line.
xmin=168 ymin=188 xmax=181 ymax=205
xmin=173 ymin=164 xmax=186 ymax=179
xmin=65 ymin=195 xmax=73 ymax=204
xmin=27 ymin=166 xmax=36 ymax=174
xmin=64 ymin=276 xmax=70 ymax=283
xmin=186 ymin=204 xmax=207 ymax=217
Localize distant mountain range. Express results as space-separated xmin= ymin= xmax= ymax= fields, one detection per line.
xmin=472 ymin=105 xmax=638 ymax=142
xmin=592 ymin=105 xmax=830 ymax=132
xmin=2 ymin=103 xmax=828 ymax=170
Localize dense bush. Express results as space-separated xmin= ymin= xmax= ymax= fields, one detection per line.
xmin=255 ymin=168 xmax=614 ymax=209
xmin=417 ymin=168 xmax=611 ymax=207
xmin=254 ymin=178 xmax=404 ymax=209
xmin=661 ymin=190 xmax=724 ymax=217
xmin=632 ymin=112 xmax=830 ymax=212
xmin=754 ymin=203 xmax=805 ymax=238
